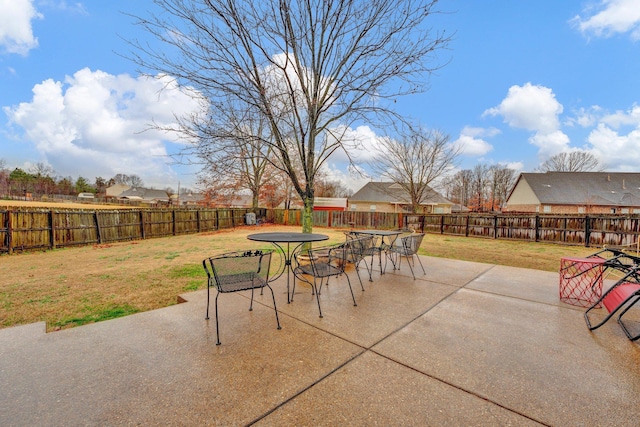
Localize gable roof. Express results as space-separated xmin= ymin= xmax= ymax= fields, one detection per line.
xmin=349 ymin=182 xmax=452 ymax=206
xmin=117 ymin=187 xmax=169 ymax=202
xmin=511 ymin=172 xmax=640 ymax=206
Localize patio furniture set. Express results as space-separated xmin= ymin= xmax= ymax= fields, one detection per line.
xmin=559 ymin=247 xmax=640 ymax=341
xmin=202 ymin=229 xmax=426 ymax=344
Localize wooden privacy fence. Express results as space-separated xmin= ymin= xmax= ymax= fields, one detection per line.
xmin=271 ymin=209 xmax=640 ymax=248
xmin=421 ymin=213 xmax=640 ymax=248
xmin=3 ymin=207 xmax=640 ymax=254
xmin=0 ymin=208 xmax=264 ymax=254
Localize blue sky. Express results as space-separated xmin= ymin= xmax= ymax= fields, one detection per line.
xmin=1 ymin=0 xmax=640 ymax=192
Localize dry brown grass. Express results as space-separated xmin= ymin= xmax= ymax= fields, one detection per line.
xmin=0 ymin=224 xmax=597 ymax=332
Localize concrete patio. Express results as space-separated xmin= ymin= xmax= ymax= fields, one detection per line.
xmin=1 ymin=254 xmax=639 ymax=426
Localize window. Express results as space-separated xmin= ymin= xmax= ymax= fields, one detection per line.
xmin=578 ymin=207 xmax=585 ymax=213
xmin=611 ymin=208 xmax=616 ymax=214
xmin=543 ymin=205 xmax=551 ymax=213
xmin=369 ymin=205 xmax=376 ymax=212
xmin=621 ymin=208 xmax=629 ymax=214
xmin=350 ymin=204 xmax=357 ymax=211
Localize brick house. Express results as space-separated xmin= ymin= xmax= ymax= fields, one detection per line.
xmin=348 ymin=181 xmax=453 ymax=214
xmin=505 ymin=172 xmax=640 ymax=214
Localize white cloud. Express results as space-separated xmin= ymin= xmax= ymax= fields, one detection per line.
xmin=326 ymin=124 xmax=383 ymax=164
xmin=321 ymin=163 xmax=371 ymax=194
xmin=529 ymin=130 xmax=571 ymax=158
xmin=571 ymin=0 xmax=640 ymax=40
xmin=484 ymin=82 xmax=571 ymax=159
xmin=566 ymin=106 xmax=604 ymax=128
xmin=484 ymin=83 xmax=563 ymax=133
xmin=4 ymin=68 xmax=203 ymax=187
xmin=587 ymin=122 xmax=640 ymax=171
xmin=0 ymin=0 xmax=42 ymax=55
xmin=600 ymin=104 xmax=640 ymax=128
xmin=453 ymin=126 xmax=497 ymax=156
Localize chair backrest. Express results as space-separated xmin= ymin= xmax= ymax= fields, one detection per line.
xmin=401 ymin=233 xmax=425 ymax=255
xmin=204 ymin=250 xmax=273 ymax=292
xmin=298 ymin=243 xmax=348 ymax=276
xmin=345 ymin=234 xmax=375 ymax=262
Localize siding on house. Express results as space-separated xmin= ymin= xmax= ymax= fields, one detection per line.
xmin=506 ymin=172 xmax=640 ymax=214
xmin=348 ymin=182 xmax=453 ymax=214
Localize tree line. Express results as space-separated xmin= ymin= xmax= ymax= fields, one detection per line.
xmin=0 ymin=160 xmax=145 ymax=198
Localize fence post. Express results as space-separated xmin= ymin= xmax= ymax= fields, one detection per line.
xmin=139 ymin=210 xmax=146 ymax=239
xmin=7 ymin=210 xmax=13 ymax=254
xmin=94 ymin=210 xmax=103 ymax=243
xmin=173 ymin=209 xmax=177 ymax=235
xmin=535 ymin=215 xmax=540 ymax=242
xmin=49 ymin=210 xmax=56 ymax=250
xmin=197 ymin=210 xmax=201 ymax=233
xmin=440 ymin=215 xmax=444 ymax=234
xmin=493 ymin=215 xmax=498 ymax=239
xmin=584 ymin=215 xmax=591 ymax=247
xmin=465 ymin=215 xmax=470 ymax=237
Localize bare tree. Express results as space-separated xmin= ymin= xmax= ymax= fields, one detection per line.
xmin=488 ymin=165 xmax=517 ymax=212
xmin=369 ymin=128 xmax=458 ymax=213
xmin=112 ymin=174 xmax=144 ymax=187
xmin=129 ymin=0 xmax=450 ymax=232
xmin=191 ymin=107 xmax=274 ymax=208
xmin=538 ymin=151 xmax=603 ymax=172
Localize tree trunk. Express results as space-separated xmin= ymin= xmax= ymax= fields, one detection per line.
xmin=302 ymin=195 xmax=314 ymax=234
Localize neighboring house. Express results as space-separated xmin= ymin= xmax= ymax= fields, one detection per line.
xmin=105 ymin=184 xmax=130 ymax=199
xmin=314 ymin=197 xmax=347 ymax=211
xmin=77 ymin=192 xmax=95 ymax=200
xmin=505 ymin=172 xmax=640 ymax=214
xmin=451 ymin=203 xmax=471 ymax=213
xmin=172 ymin=192 xmax=206 ymax=206
xmin=117 ymin=187 xmax=170 ymax=205
xmin=348 ymin=182 xmax=453 ymax=214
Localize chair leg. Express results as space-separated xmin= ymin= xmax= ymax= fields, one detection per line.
xmin=266 ymin=284 xmax=282 ymax=330
xmin=617 ymin=295 xmax=640 ymax=340
xmin=215 ymin=293 xmax=221 ymax=346
xmin=205 ymin=282 xmax=211 ymax=320
xmin=415 ymin=254 xmax=426 ymax=275
xmin=405 ymin=254 xmax=416 ymax=280
xmin=313 ymin=279 xmax=323 ymax=318
xmin=249 ymin=288 xmax=255 ymax=311
xmin=345 ymin=275 xmax=357 ymax=307
xmin=352 ymin=263 xmax=365 ymax=291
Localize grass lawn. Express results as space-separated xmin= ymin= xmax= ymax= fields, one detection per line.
xmin=0 ymin=224 xmax=598 ymax=332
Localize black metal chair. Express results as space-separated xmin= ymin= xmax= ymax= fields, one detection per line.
xmin=202 ymin=250 xmax=280 ymax=345
xmin=292 ymin=243 xmax=357 ymax=318
xmin=585 ymin=264 xmax=640 ymax=341
xmin=387 ymin=233 xmax=426 ymax=279
xmin=344 ymin=233 xmax=376 ymax=284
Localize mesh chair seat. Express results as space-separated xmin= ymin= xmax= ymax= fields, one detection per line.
xmin=203 ymin=250 xmax=280 ymax=345
xmin=293 ymin=243 xmax=357 ymax=318
xmin=216 ymin=272 xmax=267 ymax=292
xmin=388 ymin=233 xmax=426 ymax=279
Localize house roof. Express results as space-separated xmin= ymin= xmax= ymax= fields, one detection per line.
xmin=117 ymin=187 xmax=169 ymax=202
xmin=349 ymin=182 xmax=452 ymax=206
xmin=512 ymin=172 xmax=640 ymax=206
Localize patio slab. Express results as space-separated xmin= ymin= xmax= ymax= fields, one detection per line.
xmin=1 ymin=255 xmax=639 ymax=426
xmin=373 ymin=286 xmax=640 ymax=426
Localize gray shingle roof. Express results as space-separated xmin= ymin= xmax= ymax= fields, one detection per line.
xmin=349 ymin=182 xmax=452 ymax=205
xmin=519 ymin=172 xmax=640 ymax=206
xmin=117 ymin=187 xmax=169 ymax=202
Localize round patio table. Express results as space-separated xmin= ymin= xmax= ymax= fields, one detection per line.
xmin=247 ymin=232 xmax=329 ymax=303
